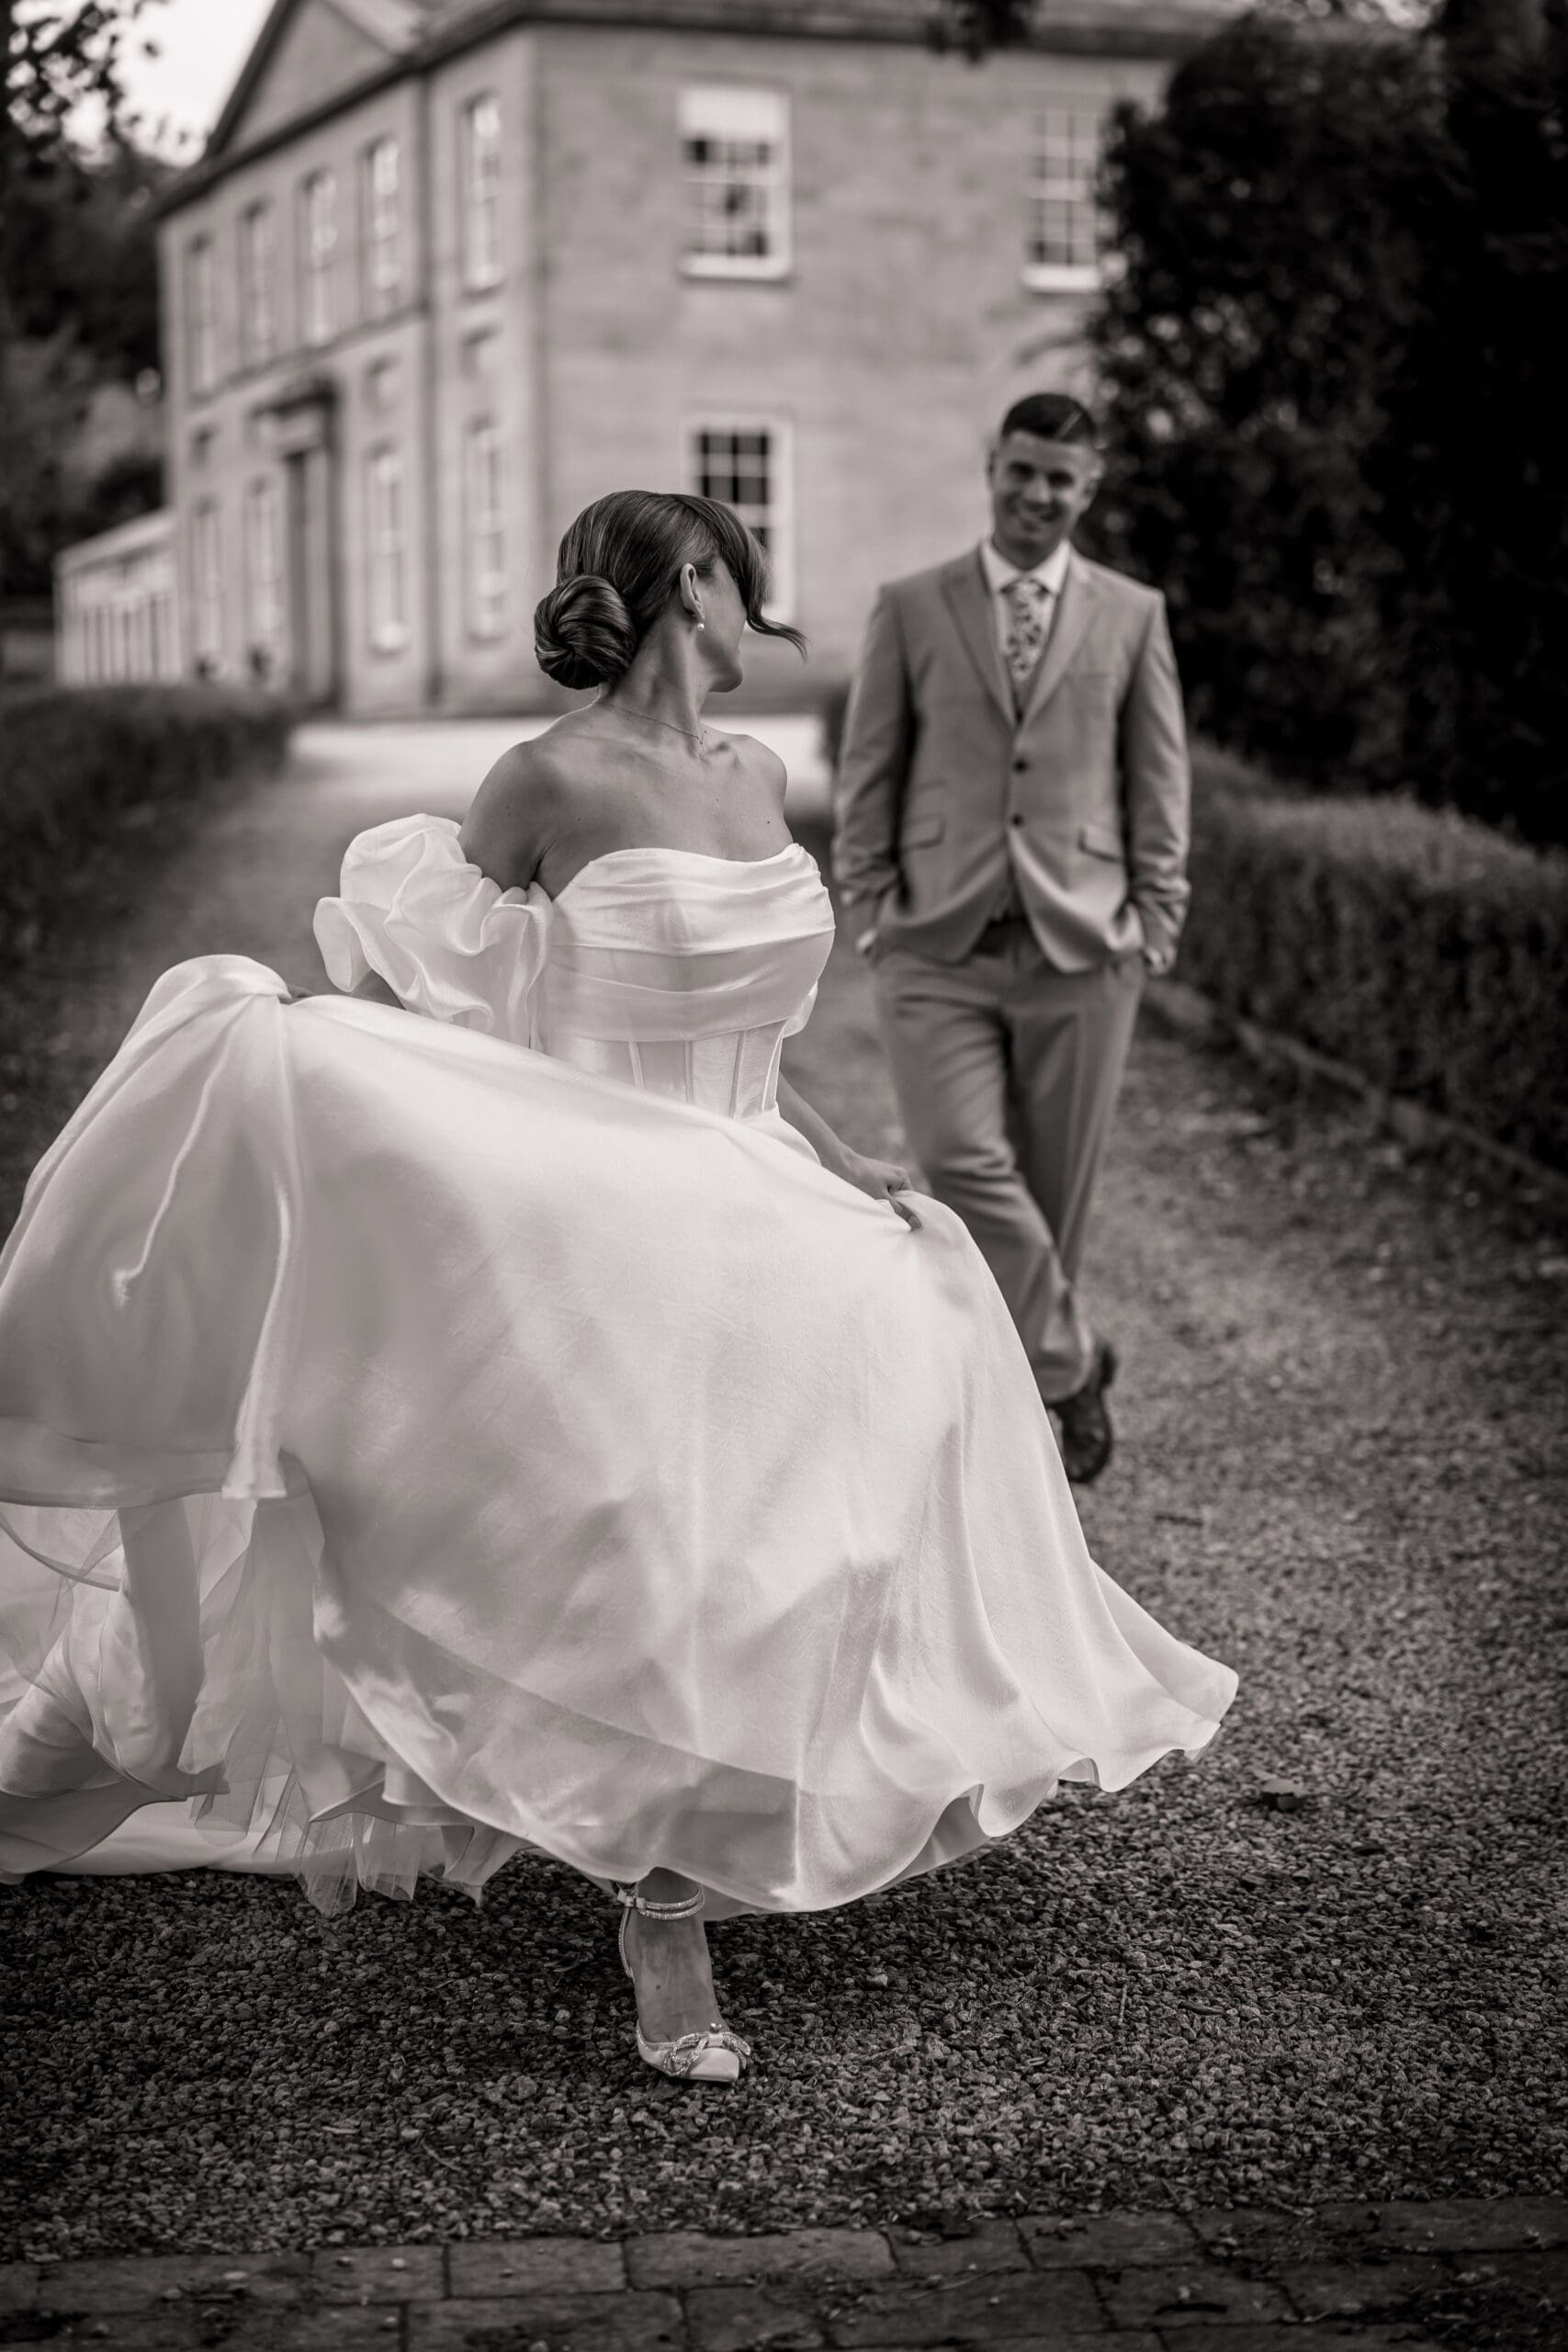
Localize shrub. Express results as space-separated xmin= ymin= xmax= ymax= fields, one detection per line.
xmin=0 ymin=684 xmax=295 ymax=967
xmin=1181 ymin=747 xmax=1568 ymax=1170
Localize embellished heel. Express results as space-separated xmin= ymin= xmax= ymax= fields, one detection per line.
xmin=615 ymin=1885 xmax=751 ymax=2084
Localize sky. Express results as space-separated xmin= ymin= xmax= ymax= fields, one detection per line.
xmin=113 ymin=0 xmax=275 ymax=158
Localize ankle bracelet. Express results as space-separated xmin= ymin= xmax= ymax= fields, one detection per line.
xmin=615 ymin=1885 xmax=705 ymax=1921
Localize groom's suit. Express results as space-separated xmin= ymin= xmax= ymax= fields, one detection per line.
xmin=833 ymin=541 xmax=1190 ymax=1400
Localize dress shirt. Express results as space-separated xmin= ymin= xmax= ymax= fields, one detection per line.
xmin=979 ymin=536 xmax=1071 ymax=672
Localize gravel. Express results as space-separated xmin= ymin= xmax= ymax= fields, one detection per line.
xmin=3 ymin=755 xmax=1565 ymax=2260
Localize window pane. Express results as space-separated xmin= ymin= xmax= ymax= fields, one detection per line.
xmin=187 ymin=239 xmax=216 ymax=392
xmin=367 ymin=447 xmax=407 ymax=649
xmin=463 ymin=96 xmax=502 ymax=288
xmin=240 ymin=207 xmax=275 ymax=365
xmin=364 ymin=139 xmax=401 ymax=312
xmin=192 ymin=503 xmax=222 ymax=669
xmin=690 ymin=421 xmax=792 ymax=619
xmin=694 ymin=428 xmax=772 ymax=520
xmin=679 ymin=87 xmax=789 ymax=273
xmin=1025 ymin=107 xmax=1102 ymax=274
xmin=465 ymin=420 xmax=505 ymax=639
xmin=245 ymin=478 xmax=283 ymax=648
xmin=301 ymin=172 xmax=336 ymax=344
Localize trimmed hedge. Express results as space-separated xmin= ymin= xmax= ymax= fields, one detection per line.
xmin=1181 ymin=748 xmax=1568 ymax=1174
xmin=0 ymin=684 xmax=295 ymax=967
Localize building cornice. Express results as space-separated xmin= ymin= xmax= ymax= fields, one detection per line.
xmin=54 ymin=509 xmax=175 ymax=574
xmin=157 ymin=0 xmax=1232 ymax=220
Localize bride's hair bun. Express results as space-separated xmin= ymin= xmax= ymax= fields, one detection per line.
xmin=534 ymin=574 xmax=637 ymax=689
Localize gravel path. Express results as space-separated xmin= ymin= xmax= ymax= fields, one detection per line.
xmin=3 ymin=726 xmax=1564 ymax=2262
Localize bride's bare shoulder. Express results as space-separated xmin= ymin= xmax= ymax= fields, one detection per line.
xmin=459 ymin=721 xmax=595 ymax=888
xmin=716 ymin=729 xmax=788 ymax=808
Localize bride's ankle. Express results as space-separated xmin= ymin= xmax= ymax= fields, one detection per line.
xmin=636 ymin=1867 xmax=701 ymax=1910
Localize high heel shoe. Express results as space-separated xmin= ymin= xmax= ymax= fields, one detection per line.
xmin=615 ymin=1885 xmax=752 ymax=2083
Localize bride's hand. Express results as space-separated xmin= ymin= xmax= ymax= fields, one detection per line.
xmin=839 ymin=1149 xmax=922 ymax=1229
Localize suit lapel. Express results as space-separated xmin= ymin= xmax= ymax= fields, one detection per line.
xmin=939 ymin=553 xmax=1013 ymax=726
xmin=1019 ymin=549 xmax=1101 ymax=729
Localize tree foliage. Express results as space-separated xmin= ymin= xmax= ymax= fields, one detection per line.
xmin=4 ymin=134 xmax=166 ymax=372
xmin=928 ymin=0 xmax=1038 ymax=57
xmin=2 ymin=1 xmax=159 ymax=184
xmin=1087 ymin=20 xmax=1443 ymax=784
xmin=1 ymin=6 xmax=169 ymax=596
xmin=927 ymin=0 xmax=1436 ymax=49
xmin=1380 ymin=0 xmax=1568 ymax=841
xmin=1085 ymin=6 xmax=1568 ymax=845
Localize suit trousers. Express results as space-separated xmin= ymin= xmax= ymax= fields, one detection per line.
xmin=873 ymin=922 xmax=1144 ymax=1400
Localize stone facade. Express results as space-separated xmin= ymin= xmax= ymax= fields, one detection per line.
xmin=152 ymin=0 xmax=1217 ymax=714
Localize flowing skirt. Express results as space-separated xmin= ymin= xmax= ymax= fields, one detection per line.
xmin=0 ymin=956 xmax=1235 ymax=1914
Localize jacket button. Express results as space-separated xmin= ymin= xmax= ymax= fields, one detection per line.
xmin=1011 ymin=757 xmax=1027 ymax=772
xmin=1009 ymin=812 xmax=1025 ymax=827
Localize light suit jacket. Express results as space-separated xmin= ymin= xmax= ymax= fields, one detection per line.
xmin=831 ymin=546 xmax=1191 ymax=973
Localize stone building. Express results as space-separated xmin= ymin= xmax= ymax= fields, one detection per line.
xmin=140 ymin=0 xmax=1221 ymax=713
xmin=54 ymin=511 xmax=180 ymax=686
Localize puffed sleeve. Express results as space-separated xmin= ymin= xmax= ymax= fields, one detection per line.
xmin=312 ymin=815 xmax=552 ymax=1047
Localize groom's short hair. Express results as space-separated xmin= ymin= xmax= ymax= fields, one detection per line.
xmin=998 ymin=393 xmax=1101 ymax=449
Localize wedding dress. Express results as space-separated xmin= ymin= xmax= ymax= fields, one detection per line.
xmin=0 ymin=815 xmax=1235 ymax=1916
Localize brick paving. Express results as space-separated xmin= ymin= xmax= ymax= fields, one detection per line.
xmin=1 ymin=2198 xmax=1562 ymax=2349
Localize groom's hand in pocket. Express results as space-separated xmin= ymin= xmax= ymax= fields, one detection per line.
xmin=852 ymin=886 xmax=898 ymax=962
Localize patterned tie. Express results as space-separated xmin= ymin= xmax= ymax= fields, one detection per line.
xmin=1002 ymin=575 xmax=1051 ymax=699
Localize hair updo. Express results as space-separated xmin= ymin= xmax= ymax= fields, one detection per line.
xmin=534 ymin=490 xmax=806 ymax=689
xmin=534 ymin=574 xmax=638 ymax=692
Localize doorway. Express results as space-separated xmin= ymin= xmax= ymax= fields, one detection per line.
xmin=284 ymin=443 xmax=338 ymax=707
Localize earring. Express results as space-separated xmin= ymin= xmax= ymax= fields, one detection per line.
xmin=694 ymin=613 xmax=706 ymax=630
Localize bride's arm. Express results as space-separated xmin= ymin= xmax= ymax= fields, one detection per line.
xmin=460 ymin=740 xmax=561 ymax=890
xmin=776 ymin=1077 xmax=921 ymax=1229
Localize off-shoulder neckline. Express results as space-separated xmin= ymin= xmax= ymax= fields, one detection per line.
xmin=416 ymin=818 xmax=809 ymax=903
xmin=562 ymin=842 xmax=804 ymax=895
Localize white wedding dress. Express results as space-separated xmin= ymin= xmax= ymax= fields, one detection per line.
xmin=0 ymin=815 xmax=1235 ymax=1916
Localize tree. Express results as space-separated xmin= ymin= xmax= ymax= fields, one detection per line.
xmin=2 ymin=1 xmax=161 ymax=185
xmin=927 ymin=0 xmax=1436 ymax=48
xmin=2 ymin=5 xmax=169 ymax=596
xmin=928 ymin=0 xmax=1038 ymax=57
xmin=1086 ymin=18 xmax=1446 ymax=783
xmin=1377 ymin=0 xmax=1568 ymax=841
xmin=4 ymin=134 xmax=165 ymax=372
xmin=1085 ymin=4 xmax=1567 ymax=841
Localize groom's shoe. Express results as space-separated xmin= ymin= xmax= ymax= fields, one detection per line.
xmin=1048 ymin=1340 xmax=1118 ymax=1485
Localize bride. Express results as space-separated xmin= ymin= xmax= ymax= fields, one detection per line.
xmin=0 ymin=491 xmax=1235 ymax=2086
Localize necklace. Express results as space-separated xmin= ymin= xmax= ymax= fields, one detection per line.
xmin=600 ymin=700 xmax=708 ymax=749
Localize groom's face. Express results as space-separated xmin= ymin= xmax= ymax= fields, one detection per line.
xmin=987 ymin=433 xmax=1100 ymax=565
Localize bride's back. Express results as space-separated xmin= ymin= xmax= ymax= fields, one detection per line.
xmin=460 ymin=710 xmax=795 ymax=904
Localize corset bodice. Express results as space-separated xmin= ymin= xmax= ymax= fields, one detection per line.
xmin=313 ymin=817 xmax=834 ymax=1123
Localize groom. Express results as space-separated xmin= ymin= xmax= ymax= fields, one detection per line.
xmin=832 ymin=392 xmax=1191 ymax=1482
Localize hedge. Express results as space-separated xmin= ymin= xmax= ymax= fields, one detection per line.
xmin=1181 ymin=749 xmax=1568 ymax=1174
xmin=0 ymin=684 xmax=295 ymax=967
